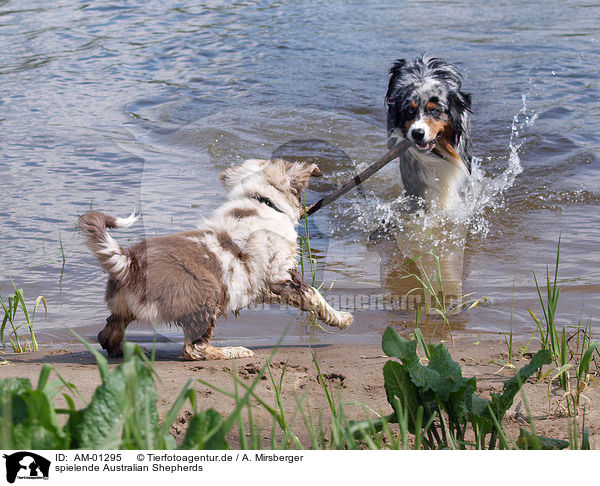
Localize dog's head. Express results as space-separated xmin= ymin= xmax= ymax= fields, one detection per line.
xmin=219 ymin=159 xmax=321 ymax=218
xmin=385 ymin=55 xmax=472 ymax=164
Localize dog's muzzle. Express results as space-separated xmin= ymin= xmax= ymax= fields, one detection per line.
xmin=410 ymin=128 xmax=441 ymax=152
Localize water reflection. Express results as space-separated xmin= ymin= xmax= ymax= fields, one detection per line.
xmin=367 ymin=218 xmax=469 ymax=337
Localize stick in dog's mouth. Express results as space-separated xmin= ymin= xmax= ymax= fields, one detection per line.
xmin=304 ymin=139 xmax=411 ymax=218
xmin=414 ymin=131 xmax=442 ymax=152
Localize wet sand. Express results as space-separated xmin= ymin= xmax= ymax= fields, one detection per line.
xmin=2 ymin=338 xmax=598 ymax=449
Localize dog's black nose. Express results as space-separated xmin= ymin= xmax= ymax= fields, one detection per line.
xmin=411 ymin=128 xmax=425 ymax=142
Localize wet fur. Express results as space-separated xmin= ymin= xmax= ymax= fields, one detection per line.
xmin=385 ymin=55 xmax=473 ymax=209
xmin=79 ymin=159 xmax=352 ymax=360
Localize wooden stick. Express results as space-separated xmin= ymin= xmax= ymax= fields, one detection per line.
xmin=304 ymin=139 xmax=410 ymax=218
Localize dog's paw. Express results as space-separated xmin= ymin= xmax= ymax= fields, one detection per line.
xmin=98 ymin=329 xmax=123 ymax=357
xmin=104 ymin=347 xmax=124 ymax=358
xmin=336 ymin=311 xmax=353 ymax=330
xmin=220 ymin=346 xmax=255 ymax=359
xmin=182 ymin=343 xmax=254 ymax=361
xmin=182 ymin=343 xmax=205 ymax=361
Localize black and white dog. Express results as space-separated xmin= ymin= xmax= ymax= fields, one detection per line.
xmin=385 ymin=56 xmax=473 ymax=209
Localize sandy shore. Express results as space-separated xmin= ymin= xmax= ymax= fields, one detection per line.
xmin=2 ymin=338 xmax=599 ymax=449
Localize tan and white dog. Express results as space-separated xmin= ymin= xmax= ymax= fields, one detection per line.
xmin=79 ymin=159 xmax=352 ymax=360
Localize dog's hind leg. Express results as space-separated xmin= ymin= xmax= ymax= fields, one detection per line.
xmin=268 ymin=269 xmax=353 ymax=330
xmin=98 ymin=314 xmax=132 ymax=357
xmin=180 ymin=312 xmax=254 ymax=361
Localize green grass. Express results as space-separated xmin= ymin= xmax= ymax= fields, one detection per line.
xmin=1 ymin=335 xmax=234 ymax=449
xmin=401 ymin=250 xmax=487 ymax=344
xmin=298 ymin=192 xmax=319 ymax=289
xmin=0 ymin=280 xmax=46 ymax=353
xmin=529 ymin=236 xmax=566 ymax=386
xmin=298 ymin=192 xmax=328 ymax=332
xmin=529 ymin=237 xmax=599 ymax=416
xmin=58 ymin=225 xmax=66 ymax=288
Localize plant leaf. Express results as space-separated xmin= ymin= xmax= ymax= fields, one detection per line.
xmin=69 ymin=347 xmax=158 ymax=449
xmin=179 ymin=409 xmax=228 ymax=450
xmin=490 ymin=349 xmax=552 ymax=421
xmin=382 ymin=327 xmax=417 ymax=363
xmin=0 ymin=381 xmax=68 ymax=449
xmin=382 ymin=360 xmax=422 ymax=433
xmin=578 ymin=341 xmax=599 ymax=382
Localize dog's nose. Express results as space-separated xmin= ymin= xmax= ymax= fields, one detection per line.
xmin=411 ymin=128 xmax=425 ymax=142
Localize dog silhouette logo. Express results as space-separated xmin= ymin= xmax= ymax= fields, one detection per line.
xmin=3 ymin=452 xmax=51 ymax=483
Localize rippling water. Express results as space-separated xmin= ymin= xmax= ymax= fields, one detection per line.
xmin=1 ymin=0 xmax=599 ymax=348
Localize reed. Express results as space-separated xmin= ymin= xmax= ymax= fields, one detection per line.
xmin=0 ymin=279 xmax=46 ymax=353
xmin=401 ymin=250 xmax=486 ymax=344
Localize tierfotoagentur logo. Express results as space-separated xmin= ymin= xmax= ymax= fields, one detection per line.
xmin=3 ymin=452 xmax=51 ymax=483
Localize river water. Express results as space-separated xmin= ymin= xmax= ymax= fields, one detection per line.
xmin=1 ymin=1 xmax=599 ymax=349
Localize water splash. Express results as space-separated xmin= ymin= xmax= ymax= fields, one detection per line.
xmin=461 ymin=93 xmax=537 ymax=235
xmin=342 ymin=94 xmax=537 ymax=241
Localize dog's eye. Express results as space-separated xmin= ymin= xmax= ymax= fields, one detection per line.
xmin=406 ymin=108 xmax=416 ymax=117
xmin=428 ymin=108 xmax=441 ymax=117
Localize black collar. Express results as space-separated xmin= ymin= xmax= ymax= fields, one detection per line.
xmin=251 ymin=195 xmax=284 ymax=214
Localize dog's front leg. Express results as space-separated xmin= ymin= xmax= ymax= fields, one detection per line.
xmin=268 ymin=269 xmax=353 ymax=330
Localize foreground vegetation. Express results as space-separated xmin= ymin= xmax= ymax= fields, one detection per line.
xmin=0 ymin=279 xmax=45 ymax=353
xmin=0 ymin=324 xmax=591 ymax=450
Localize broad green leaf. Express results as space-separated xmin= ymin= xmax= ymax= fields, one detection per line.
xmin=71 ymin=353 xmax=159 ymax=449
xmin=36 ymin=364 xmax=53 ymax=392
xmin=446 ymin=376 xmax=477 ymax=425
xmin=490 ymin=349 xmax=552 ymax=420
xmin=119 ymin=353 xmax=159 ymax=449
xmin=10 ymin=422 xmax=63 ymax=449
xmin=1 ymin=388 xmax=68 ymax=449
xmin=382 ymin=360 xmax=424 ymax=433
xmin=405 ymin=343 xmax=473 ymax=403
xmin=0 ymin=377 xmax=32 ymax=403
xmin=180 ymin=409 xmax=228 ymax=450
xmin=67 ymin=329 xmax=109 ymax=381
xmin=69 ymin=367 xmax=127 ymax=448
xmin=382 ymin=327 xmax=417 ymax=362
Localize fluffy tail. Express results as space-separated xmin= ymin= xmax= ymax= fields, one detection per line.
xmin=78 ymin=210 xmax=140 ymax=281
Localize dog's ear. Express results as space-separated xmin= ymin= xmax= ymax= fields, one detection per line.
xmin=457 ymin=91 xmax=472 ymax=112
xmin=385 ymin=59 xmax=407 ymax=105
xmin=388 ymin=59 xmax=407 ymax=78
xmin=219 ymin=159 xmax=267 ymax=192
xmin=219 ymin=168 xmax=234 ymax=190
xmin=219 ymin=166 xmax=245 ymax=192
xmin=286 ymin=162 xmax=321 ymax=193
xmin=448 ymin=91 xmax=473 ymax=165
xmin=386 ymin=59 xmax=409 ymax=140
